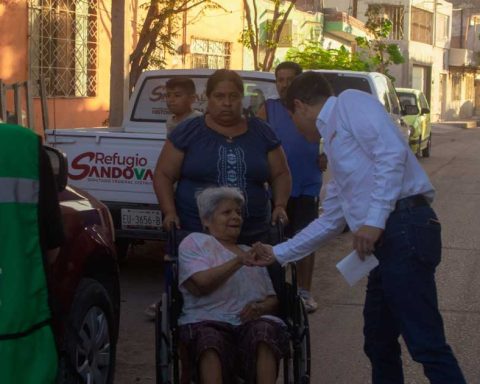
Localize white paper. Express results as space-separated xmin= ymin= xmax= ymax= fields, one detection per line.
xmin=336 ymin=251 xmax=379 ymax=286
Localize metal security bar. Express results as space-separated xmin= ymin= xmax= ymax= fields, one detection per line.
xmin=191 ymin=38 xmax=232 ymax=69
xmin=0 ymin=80 xmax=35 ymax=130
xmin=28 ymin=0 xmax=98 ymax=97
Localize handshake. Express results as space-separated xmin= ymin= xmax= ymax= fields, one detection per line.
xmin=239 ymin=243 xmax=277 ymax=267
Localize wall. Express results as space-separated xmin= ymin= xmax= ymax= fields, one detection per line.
xmin=444 ymin=69 xmax=476 ymax=119
xmin=241 ymin=0 xmax=323 ymax=70
xmin=163 ymin=1 xmax=244 ymax=70
xmin=0 ymin=1 xmax=114 ymax=131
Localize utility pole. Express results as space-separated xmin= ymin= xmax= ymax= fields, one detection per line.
xmin=109 ymin=1 xmax=131 ymax=127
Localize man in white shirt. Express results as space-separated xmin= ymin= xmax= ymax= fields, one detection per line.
xmin=253 ymin=71 xmax=466 ymax=383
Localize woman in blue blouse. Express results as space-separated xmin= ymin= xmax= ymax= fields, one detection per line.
xmin=153 ymin=69 xmax=291 ymax=245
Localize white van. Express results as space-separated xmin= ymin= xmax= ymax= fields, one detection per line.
xmin=313 ymin=69 xmax=409 ymax=139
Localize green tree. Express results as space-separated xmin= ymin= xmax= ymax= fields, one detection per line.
xmin=355 ymin=4 xmax=405 ymax=79
xmin=286 ymin=41 xmax=368 ymax=71
xmin=285 ymin=5 xmax=404 ymax=79
xmin=129 ymin=0 xmax=223 ymax=91
xmin=240 ymin=0 xmax=297 ymax=71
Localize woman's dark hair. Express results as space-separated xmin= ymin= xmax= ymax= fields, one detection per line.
xmin=285 ymin=71 xmax=334 ymax=112
xmin=206 ymin=69 xmax=244 ymax=97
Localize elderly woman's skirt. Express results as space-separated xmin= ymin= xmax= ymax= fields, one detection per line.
xmin=179 ymin=318 xmax=289 ymax=383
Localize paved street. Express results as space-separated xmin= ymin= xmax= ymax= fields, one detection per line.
xmin=114 ymin=122 xmax=480 ymax=383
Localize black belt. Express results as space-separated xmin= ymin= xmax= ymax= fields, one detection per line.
xmin=394 ymin=194 xmax=429 ymax=211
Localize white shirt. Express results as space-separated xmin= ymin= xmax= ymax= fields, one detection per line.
xmin=178 ymin=233 xmax=278 ymax=326
xmin=166 ymin=110 xmax=203 ymax=134
xmin=273 ymin=89 xmax=435 ymax=265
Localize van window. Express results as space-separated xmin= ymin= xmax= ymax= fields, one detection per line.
xmin=320 ymin=73 xmax=372 ymax=96
xmin=131 ymin=75 xmax=277 ymax=123
xmin=373 ymin=76 xmax=391 ymax=112
xmin=386 ymin=79 xmax=401 ymax=115
xmin=419 ymin=92 xmax=430 ymax=109
xmin=243 ymin=81 xmax=278 ymax=116
xmin=397 ymin=92 xmax=417 ymax=108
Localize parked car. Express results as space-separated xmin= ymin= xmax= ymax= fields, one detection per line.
xmin=45 ymin=146 xmax=120 ymax=384
xmin=396 ymin=87 xmax=432 ymax=157
xmin=313 ymin=69 xmax=410 ymax=140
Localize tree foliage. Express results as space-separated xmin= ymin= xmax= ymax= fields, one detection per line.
xmin=285 ymin=5 xmax=404 ymax=80
xmin=286 ymin=42 xmax=368 ymax=71
xmin=355 ymin=4 xmax=405 ymax=79
xmin=129 ymin=0 xmax=223 ymax=91
xmin=240 ymin=0 xmax=297 ymax=71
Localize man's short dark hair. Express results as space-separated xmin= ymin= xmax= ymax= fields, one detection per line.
xmin=275 ymin=61 xmax=303 ymax=77
xmin=285 ymin=71 xmax=334 ymax=112
xmin=166 ymin=77 xmax=196 ymax=95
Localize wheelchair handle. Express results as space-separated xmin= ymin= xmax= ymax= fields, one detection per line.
xmin=167 ymin=223 xmax=178 ymax=259
xmin=275 ymin=218 xmax=285 ymax=243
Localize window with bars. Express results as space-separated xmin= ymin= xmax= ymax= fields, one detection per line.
xmin=411 ymin=6 xmax=433 ymax=45
xmin=366 ymin=4 xmax=405 ymax=40
xmin=190 ymin=38 xmax=231 ymax=69
xmin=28 ymin=0 xmax=98 ymax=97
xmin=383 ymin=5 xmax=404 ymax=40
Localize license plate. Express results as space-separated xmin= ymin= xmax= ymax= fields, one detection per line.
xmin=121 ymin=209 xmax=162 ymax=230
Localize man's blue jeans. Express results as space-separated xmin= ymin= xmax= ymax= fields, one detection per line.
xmin=363 ymin=205 xmax=466 ymax=384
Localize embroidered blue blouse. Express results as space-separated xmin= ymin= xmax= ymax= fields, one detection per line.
xmin=169 ymin=115 xmax=281 ymax=237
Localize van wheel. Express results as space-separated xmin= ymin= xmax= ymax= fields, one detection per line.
xmin=58 ymin=278 xmax=116 ymax=384
xmin=422 ymin=134 xmax=431 ymax=157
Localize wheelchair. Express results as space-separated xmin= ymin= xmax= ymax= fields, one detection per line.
xmin=155 ymin=224 xmax=311 ymax=384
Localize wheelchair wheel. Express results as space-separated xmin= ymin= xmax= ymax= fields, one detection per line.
xmin=293 ymin=298 xmax=311 ymax=384
xmin=155 ymin=293 xmax=175 ymax=384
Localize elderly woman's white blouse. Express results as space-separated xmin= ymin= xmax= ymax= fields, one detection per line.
xmin=178 ymin=232 xmax=279 ymax=326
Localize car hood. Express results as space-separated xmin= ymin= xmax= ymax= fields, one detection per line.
xmin=59 ymin=185 xmax=106 ymax=210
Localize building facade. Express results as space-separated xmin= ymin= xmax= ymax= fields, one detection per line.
xmin=0 ymin=0 xmax=114 ymax=131
xmin=448 ymin=0 xmax=480 ymax=117
xmin=0 ymin=0 xmax=246 ymax=130
xmin=3 ymin=1 xmax=477 ymax=129
xmin=324 ymin=0 xmax=479 ymax=121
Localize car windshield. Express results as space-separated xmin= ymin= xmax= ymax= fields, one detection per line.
xmin=397 ymin=92 xmax=416 ymax=107
xmin=320 ymin=73 xmax=372 ymax=95
xmin=131 ymin=74 xmax=277 ymax=123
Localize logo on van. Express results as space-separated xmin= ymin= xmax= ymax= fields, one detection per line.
xmin=70 ymin=152 xmax=154 ymax=184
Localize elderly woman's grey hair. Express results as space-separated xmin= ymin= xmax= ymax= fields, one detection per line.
xmin=196 ymin=186 xmax=245 ymax=221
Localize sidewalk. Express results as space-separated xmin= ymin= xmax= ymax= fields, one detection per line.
xmin=435 ymin=118 xmax=479 ymax=129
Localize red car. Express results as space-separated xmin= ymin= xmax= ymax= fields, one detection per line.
xmin=45 ymin=146 xmax=120 ymax=384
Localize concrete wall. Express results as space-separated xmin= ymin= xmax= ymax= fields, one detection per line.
xmin=241 ymin=0 xmax=323 ymax=70
xmin=165 ymin=0 xmax=245 ymax=70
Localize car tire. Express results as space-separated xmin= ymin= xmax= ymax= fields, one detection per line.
xmin=422 ymin=133 xmax=431 ymax=158
xmin=416 ymin=134 xmax=422 ymax=157
xmin=57 ymin=278 xmax=116 ymax=384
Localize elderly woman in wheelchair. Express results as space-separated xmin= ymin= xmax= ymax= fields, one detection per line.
xmin=177 ymin=186 xmax=289 ymax=384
